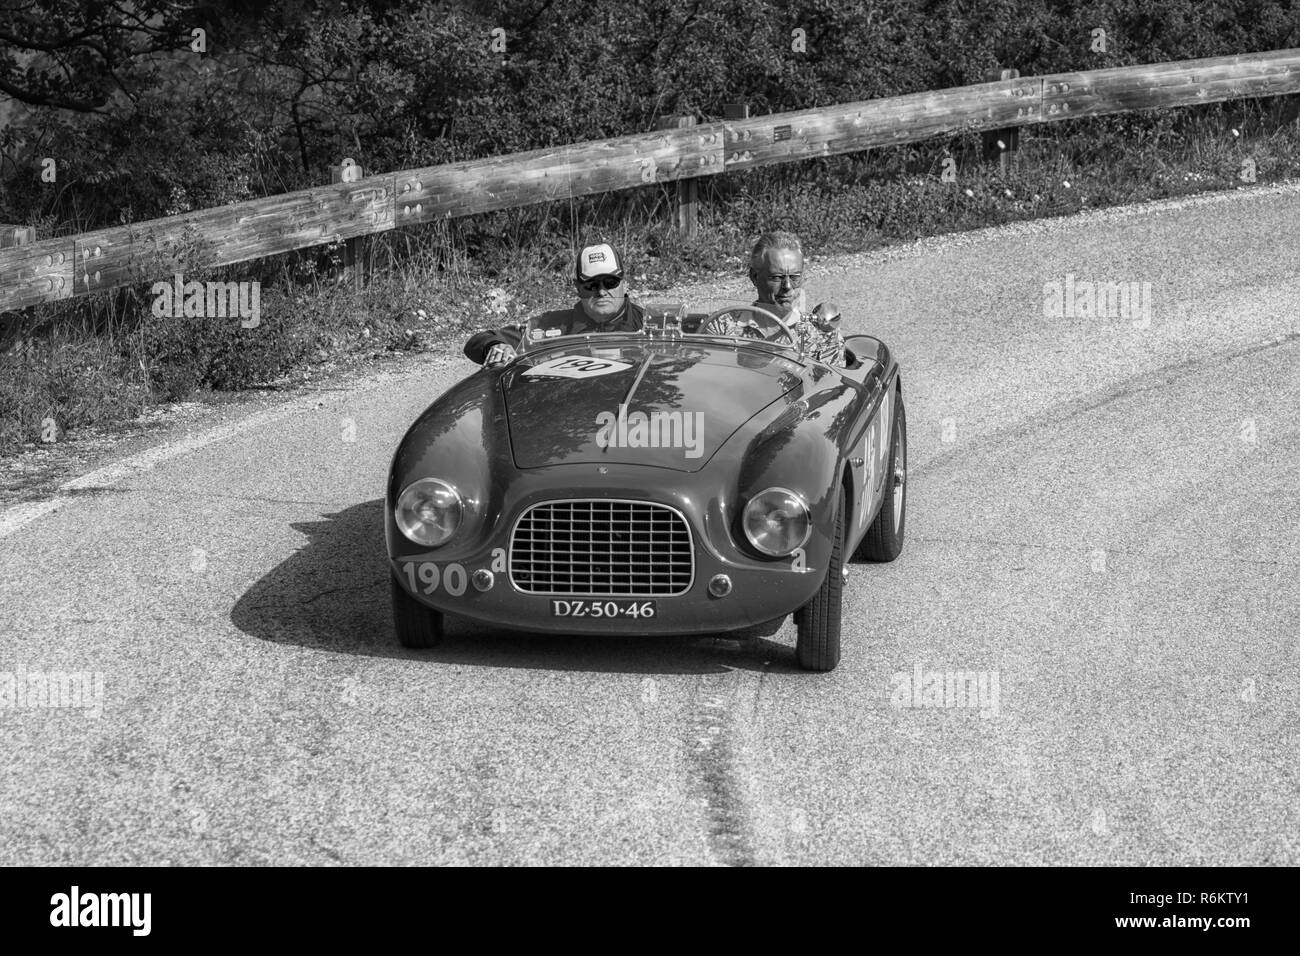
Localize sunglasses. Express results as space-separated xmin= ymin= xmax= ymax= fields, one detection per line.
xmin=579 ymin=276 xmax=623 ymax=293
xmin=763 ymin=273 xmax=803 ymax=286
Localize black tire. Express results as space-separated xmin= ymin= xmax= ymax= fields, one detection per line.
xmin=794 ymin=489 xmax=845 ymax=672
xmin=857 ymin=392 xmax=906 ymax=562
xmin=391 ymin=573 xmax=445 ymax=649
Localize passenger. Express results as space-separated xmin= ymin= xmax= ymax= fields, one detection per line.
xmin=464 ymin=243 xmax=646 ymax=367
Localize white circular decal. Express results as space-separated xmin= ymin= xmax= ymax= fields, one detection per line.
xmin=522 ymin=356 xmax=634 ymax=379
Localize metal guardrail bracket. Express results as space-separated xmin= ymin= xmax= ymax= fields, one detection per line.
xmin=1 ymin=243 xmax=71 ymax=309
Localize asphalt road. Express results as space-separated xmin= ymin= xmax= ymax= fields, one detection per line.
xmin=2 ymin=184 xmax=1297 ymax=865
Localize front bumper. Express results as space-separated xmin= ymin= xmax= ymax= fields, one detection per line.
xmin=389 ymin=550 xmax=826 ymax=636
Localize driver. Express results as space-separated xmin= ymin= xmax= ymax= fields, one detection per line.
xmin=701 ymin=231 xmax=846 ymax=365
xmin=463 ymin=243 xmax=646 ymax=366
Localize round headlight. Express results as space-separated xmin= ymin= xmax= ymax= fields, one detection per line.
xmin=395 ymin=478 xmax=462 ymax=546
xmin=742 ymin=487 xmax=811 ymax=556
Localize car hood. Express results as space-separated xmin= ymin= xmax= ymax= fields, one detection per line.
xmin=501 ymin=341 xmax=807 ymax=472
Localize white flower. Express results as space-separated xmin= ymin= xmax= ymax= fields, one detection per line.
xmin=1231 ymin=128 xmax=1240 ymax=138
xmin=964 ymin=188 xmax=974 ymax=197
xmin=1004 ymin=189 xmax=1013 ymax=198
xmin=1062 ymin=180 xmax=1071 ymax=189
xmin=416 ymin=309 xmax=427 ymax=319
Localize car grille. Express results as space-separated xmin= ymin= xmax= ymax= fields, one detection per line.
xmin=509 ymin=499 xmax=694 ymax=596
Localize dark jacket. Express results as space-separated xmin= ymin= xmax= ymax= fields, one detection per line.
xmin=463 ymin=299 xmax=646 ymax=363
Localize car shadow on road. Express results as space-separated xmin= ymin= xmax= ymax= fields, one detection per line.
xmin=230 ymin=498 xmax=802 ymax=675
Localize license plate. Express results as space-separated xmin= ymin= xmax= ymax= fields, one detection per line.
xmin=550 ymin=599 xmax=657 ymax=619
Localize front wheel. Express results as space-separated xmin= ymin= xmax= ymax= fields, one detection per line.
xmin=391 ymin=573 xmax=445 ymax=649
xmin=857 ymin=393 xmax=906 ymax=562
xmin=794 ymin=489 xmax=845 ymax=672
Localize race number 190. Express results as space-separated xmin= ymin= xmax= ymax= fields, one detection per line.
xmin=403 ymin=561 xmax=468 ymax=597
xmin=522 ymin=355 xmax=633 ymax=379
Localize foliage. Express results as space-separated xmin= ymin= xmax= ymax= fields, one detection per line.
xmin=3 ymin=0 xmax=1297 ymax=228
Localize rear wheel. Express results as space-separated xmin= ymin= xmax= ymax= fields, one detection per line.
xmin=857 ymin=393 xmax=907 ymax=562
xmin=794 ymin=489 xmax=845 ymax=672
xmin=391 ymin=573 xmax=445 ymax=649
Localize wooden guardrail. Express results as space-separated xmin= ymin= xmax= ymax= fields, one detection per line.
xmin=3 ymin=49 xmax=1298 ymax=314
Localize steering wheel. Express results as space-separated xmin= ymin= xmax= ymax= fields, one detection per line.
xmin=701 ymin=304 xmax=798 ymax=347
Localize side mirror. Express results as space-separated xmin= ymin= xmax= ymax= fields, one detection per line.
xmin=811 ymin=302 xmax=842 ymax=328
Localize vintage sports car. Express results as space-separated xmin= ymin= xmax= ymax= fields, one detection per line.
xmin=386 ymin=303 xmax=906 ymax=671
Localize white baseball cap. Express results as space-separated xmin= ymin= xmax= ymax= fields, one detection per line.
xmin=575 ymin=243 xmax=625 ymax=282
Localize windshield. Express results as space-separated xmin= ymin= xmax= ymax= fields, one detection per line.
xmin=515 ymin=301 xmax=804 ymax=357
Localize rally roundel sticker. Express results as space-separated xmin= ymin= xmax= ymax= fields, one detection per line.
xmin=523 ymin=355 xmax=634 ymax=379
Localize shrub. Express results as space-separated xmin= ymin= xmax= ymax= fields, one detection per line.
xmin=138 ymin=287 xmax=313 ymax=399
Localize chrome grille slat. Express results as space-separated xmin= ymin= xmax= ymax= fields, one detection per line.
xmin=509 ymin=499 xmax=694 ymax=596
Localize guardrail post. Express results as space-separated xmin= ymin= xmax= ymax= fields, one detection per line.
xmin=329 ymin=158 xmax=366 ymax=288
xmin=656 ymin=115 xmax=698 ymax=238
xmin=981 ymin=69 xmax=1021 ymax=175
xmin=0 ymin=225 xmax=35 ymax=248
